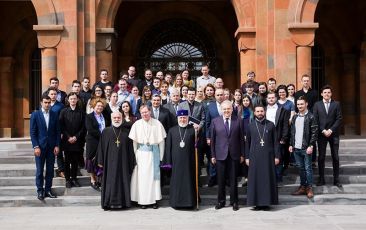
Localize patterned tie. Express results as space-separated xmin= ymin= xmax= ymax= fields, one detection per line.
xmin=225 ymin=118 xmax=230 ymax=135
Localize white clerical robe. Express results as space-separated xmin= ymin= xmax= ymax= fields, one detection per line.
xmin=128 ymin=118 xmax=166 ymax=205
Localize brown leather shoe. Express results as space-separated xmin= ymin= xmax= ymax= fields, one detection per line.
xmin=306 ymin=187 xmax=314 ymax=199
xmin=291 ymin=186 xmax=307 ymax=195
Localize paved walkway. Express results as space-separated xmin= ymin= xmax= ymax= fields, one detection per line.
xmin=0 ymin=205 xmax=365 ymax=229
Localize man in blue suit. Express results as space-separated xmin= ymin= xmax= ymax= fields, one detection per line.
xmin=30 ymin=95 xmax=61 ymax=200
xmin=205 ymin=88 xmax=224 ymax=186
xmin=210 ymin=100 xmax=245 ymax=211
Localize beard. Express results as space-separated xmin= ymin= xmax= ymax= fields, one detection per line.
xmin=112 ymin=121 xmax=122 ymax=128
xmin=255 ymin=115 xmax=265 ymax=120
xmin=178 ymin=121 xmax=188 ymax=128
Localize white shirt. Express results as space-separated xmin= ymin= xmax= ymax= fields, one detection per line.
xmin=216 ymin=101 xmax=222 ymax=116
xmin=266 ymin=104 xmax=278 ymax=125
xmin=41 ymin=108 xmax=50 ymax=130
xmin=117 ymin=90 xmax=131 ymax=106
xmin=323 ymin=99 xmax=331 ymax=113
xmin=196 ymin=75 xmax=216 ymax=89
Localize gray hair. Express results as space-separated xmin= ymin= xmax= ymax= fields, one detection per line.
xmin=220 ymin=100 xmax=232 ymax=109
xmin=111 ymin=111 xmax=122 ymax=120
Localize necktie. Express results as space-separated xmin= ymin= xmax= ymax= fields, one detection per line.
xmin=225 ymin=118 xmax=230 ymax=134
xmin=154 ymin=109 xmax=159 ymax=119
xmin=325 ymin=102 xmax=329 ymax=114
xmin=173 ymin=104 xmax=177 ymax=112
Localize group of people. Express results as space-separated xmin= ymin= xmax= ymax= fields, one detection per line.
xmin=29 ymin=65 xmax=343 ymax=212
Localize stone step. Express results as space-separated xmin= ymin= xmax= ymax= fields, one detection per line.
xmin=0 ymin=152 xmax=364 ymax=164
xmin=0 ymin=176 xmax=91 ymax=186
xmin=1 ymin=161 xmax=366 ymax=177
xmin=1 ymin=183 xmax=366 ymax=197
xmin=2 ymin=175 xmax=366 ymax=188
xmin=0 ymin=186 xmax=100 ymax=196
xmin=0 ymin=194 xmax=366 ymax=207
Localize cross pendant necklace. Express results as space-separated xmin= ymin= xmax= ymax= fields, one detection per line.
xmin=112 ymin=127 xmax=122 ymax=147
xmin=255 ymin=119 xmax=267 ymax=147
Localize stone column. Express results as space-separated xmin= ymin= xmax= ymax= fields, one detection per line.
xmin=289 ymin=23 xmax=318 ymax=89
xmin=235 ymin=27 xmax=256 ymax=85
xmin=0 ymin=57 xmax=15 ymax=137
xmin=33 ymin=25 xmax=64 ymax=92
xmin=96 ymin=28 xmax=116 ymax=83
xmin=360 ymin=32 xmax=366 ymax=135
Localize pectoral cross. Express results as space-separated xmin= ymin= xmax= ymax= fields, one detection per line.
xmin=260 ymin=139 xmax=265 ymax=147
xmin=115 ymin=139 xmax=120 ymax=147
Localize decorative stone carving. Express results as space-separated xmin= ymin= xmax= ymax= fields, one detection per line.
xmin=33 ymin=25 xmax=64 ymax=48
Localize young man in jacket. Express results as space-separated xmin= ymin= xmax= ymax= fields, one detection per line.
xmin=289 ymin=96 xmax=318 ymax=199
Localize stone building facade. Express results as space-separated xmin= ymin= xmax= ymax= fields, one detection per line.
xmin=0 ymin=0 xmax=365 ymax=137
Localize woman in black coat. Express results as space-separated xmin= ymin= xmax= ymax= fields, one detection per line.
xmin=85 ymin=98 xmax=109 ymax=190
xmin=59 ymin=93 xmax=86 ymax=188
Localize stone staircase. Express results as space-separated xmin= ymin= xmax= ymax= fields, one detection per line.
xmin=1 ymin=138 xmax=366 ymax=207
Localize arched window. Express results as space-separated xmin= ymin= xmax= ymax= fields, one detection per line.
xmin=137 ymin=19 xmax=217 ymax=80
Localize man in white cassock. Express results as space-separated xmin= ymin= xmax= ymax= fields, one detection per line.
xmin=129 ymin=104 xmax=166 ymax=209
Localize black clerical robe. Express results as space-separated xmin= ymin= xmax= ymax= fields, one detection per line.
xmin=246 ymin=119 xmax=280 ymax=206
xmin=164 ymin=125 xmax=197 ymax=208
xmin=96 ymin=126 xmax=135 ymax=209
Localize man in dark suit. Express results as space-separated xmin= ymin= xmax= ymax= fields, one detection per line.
xmin=210 ymin=100 xmax=245 ymax=211
xmin=205 ymin=88 xmax=225 ymax=186
xmin=179 ymin=87 xmax=205 ymax=131
xmin=163 ymin=88 xmax=181 ymax=126
xmin=313 ymin=85 xmax=343 ymax=187
xmin=30 ymin=95 xmax=61 ymax=200
xmin=42 ymin=77 xmax=67 ymax=105
xmin=138 ymin=69 xmax=154 ymax=95
xmin=151 ymin=94 xmax=172 ymax=136
xmin=266 ymin=92 xmax=290 ymax=182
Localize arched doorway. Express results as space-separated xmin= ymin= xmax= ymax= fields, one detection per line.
xmin=0 ymin=1 xmax=38 ymax=137
xmin=114 ymin=1 xmax=239 ymax=89
xmin=313 ymin=0 xmax=366 ymax=135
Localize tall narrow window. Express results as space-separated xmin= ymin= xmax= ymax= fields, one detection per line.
xmin=29 ymin=48 xmax=41 ymax=112
xmin=311 ymin=44 xmax=325 ymax=97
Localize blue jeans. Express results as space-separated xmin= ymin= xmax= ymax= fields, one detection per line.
xmin=294 ymin=149 xmax=313 ymax=187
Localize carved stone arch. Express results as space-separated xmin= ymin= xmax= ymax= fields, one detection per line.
xmin=230 ymin=0 xmax=256 ymax=28
xmin=288 ymin=0 xmax=319 ymax=24
xmin=96 ymin=0 xmax=122 ymax=28
xmin=31 ymin=0 xmax=58 ymax=25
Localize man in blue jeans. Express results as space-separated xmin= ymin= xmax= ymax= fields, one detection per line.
xmin=289 ymin=96 xmax=318 ymax=199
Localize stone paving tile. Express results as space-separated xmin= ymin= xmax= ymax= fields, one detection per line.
xmin=0 ymin=206 xmax=366 ymax=229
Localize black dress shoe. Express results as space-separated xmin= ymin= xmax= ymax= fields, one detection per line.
xmin=215 ymin=202 xmax=225 ymax=210
xmin=140 ymin=205 xmax=147 ymax=209
xmin=72 ymin=179 xmax=81 ymax=187
xmin=207 ymin=177 xmax=217 ymax=187
xmin=91 ymin=182 xmax=100 ymax=191
xmin=65 ymin=180 xmax=72 ymax=188
xmin=334 ymin=182 xmax=343 ymax=188
xmin=152 ymin=203 xmax=159 ymax=209
xmin=45 ymin=191 xmax=57 ymax=198
xmin=37 ymin=191 xmax=44 ymax=201
xmin=232 ymin=203 xmax=239 ymax=211
xmin=316 ymin=179 xmax=325 ymax=186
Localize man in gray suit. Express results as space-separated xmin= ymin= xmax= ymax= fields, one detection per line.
xmin=210 ymin=100 xmax=245 ymax=211
xmin=178 ymin=87 xmax=205 ymax=131
xmin=163 ymin=89 xmax=181 ymax=126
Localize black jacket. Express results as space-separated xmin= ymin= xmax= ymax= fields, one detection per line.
xmin=272 ymin=106 xmax=290 ymax=143
xmin=313 ymin=100 xmax=342 ymax=137
xmin=59 ymin=107 xmax=86 ymax=151
xmin=290 ymin=111 xmax=318 ymax=150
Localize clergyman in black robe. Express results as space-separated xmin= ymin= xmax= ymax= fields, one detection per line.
xmin=245 ymin=105 xmax=280 ymax=210
xmin=163 ymin=109 xmax=198 ymax=209
xmin=97 ymin=112 xmax=135 ymax=210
